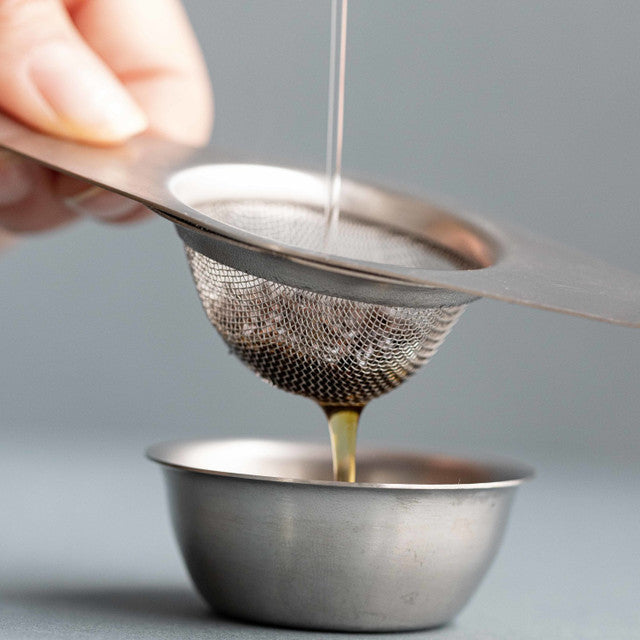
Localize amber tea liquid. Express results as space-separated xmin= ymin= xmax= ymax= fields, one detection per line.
xmin=321 ymin=403 xmax=363 ymax=482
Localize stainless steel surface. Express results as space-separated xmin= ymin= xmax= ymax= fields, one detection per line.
xmin=0 ymin=113 xmax=639 ymax=325
xmin=147 ymin=439 xmax=533 ymax=632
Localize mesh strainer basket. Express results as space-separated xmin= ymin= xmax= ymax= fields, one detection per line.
xmin=183 ymin=200 xmax=469 ymax=404
xmin=166 ymin=164 xmax=486 ymax=405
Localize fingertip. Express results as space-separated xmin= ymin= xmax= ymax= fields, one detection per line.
xmin=99 ymin=205 xmax=151 ymax=225
xmin=0 ymin=166 xmax=78 ymax=233
xmin=0 ymin=152 xmax=36 ymax=205
xmin=0 ymin=227 xmax=17 ymax=252
xmin=63 ymin=186 xmax=143 ymax=220
xmin=0 ymin=0 xmax=149 ymax=146
xmin=58 ymin=177 xmax=151 ymax=224
xmin=28 ymin=41 xmax=149 ymax=145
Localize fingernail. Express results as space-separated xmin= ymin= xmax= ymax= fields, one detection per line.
xmin=0 ymin=151 xmax=34 ymax=205
xmin=29 ymin=42 xmax=148 ymax=143
xmin=64 ymin=186 xmax=140 ymax=220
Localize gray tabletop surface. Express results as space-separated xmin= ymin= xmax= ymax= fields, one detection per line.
xmin=2 ymin=440 xmax=638 ymax=640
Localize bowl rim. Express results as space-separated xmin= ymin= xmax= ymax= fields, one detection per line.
xmin=146 ymin=438 xmax=535 ymax=490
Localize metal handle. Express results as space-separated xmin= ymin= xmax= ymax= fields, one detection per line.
xmin=1 ymin=113 xmax=638 ymax=327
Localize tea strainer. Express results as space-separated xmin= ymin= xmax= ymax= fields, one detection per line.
xmin=1 ymin=117 xmax=638 ymax=406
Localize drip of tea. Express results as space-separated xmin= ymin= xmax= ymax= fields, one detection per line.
xmin=320 ymin=403 xmax=363 ymax=482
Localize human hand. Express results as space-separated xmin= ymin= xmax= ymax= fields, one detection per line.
xmin=0 ymin=0 xmax=213 ymax=239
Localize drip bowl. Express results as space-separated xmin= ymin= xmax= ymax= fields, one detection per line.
xmin=148 ymin=438 xmax=533 ymax=632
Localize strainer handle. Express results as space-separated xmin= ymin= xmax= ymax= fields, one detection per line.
xmin=0 ymin=113 xmax=638 ymax=327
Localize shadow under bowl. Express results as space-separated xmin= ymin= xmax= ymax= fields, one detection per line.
xmin=147 ymin=439 xmax=533 ymax=632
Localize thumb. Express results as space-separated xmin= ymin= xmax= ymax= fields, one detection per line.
xmin=0 ymin=0 xmax=148 ymax=144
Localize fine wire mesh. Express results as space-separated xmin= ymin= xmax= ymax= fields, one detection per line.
xmin=184 ymin=200 xmax=468 ymax=405
xmin=194 ymin=200 xmax=469 ymax=270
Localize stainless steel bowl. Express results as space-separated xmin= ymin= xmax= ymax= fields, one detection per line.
xmin=147 ymin=439 xmax=533 ymax=632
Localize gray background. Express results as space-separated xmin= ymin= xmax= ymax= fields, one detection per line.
xmin=1 ymin=1 xmax=639 ymax=638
